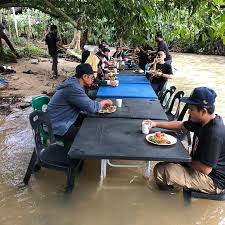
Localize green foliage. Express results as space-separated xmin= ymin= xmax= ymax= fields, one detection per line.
xmin=3 ymin=38 xmax=48 ymax=57
xmin=1 ymin=0 xmax=225 ymax=54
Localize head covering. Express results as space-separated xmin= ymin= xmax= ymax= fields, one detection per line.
xmin=102 ymin=48 xmax=110 ymax=53
xmin=76 ymin=63 xmax=94 ymax=76
xmin=182 ymin=87 xmax=217 ymax=108
xmin=96 ymin=51 xmax=105 ymax=58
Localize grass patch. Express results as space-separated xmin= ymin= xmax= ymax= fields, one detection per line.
xmin=1 ymin=38 xmax=48 ymax=62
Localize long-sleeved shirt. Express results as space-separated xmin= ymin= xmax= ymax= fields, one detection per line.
xmin=47 ymin=77 xmax=101 ymax=136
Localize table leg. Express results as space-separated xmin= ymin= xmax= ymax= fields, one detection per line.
xmin=145 ymin=161 xmax=151 ymax=177
xmin=101 ymin=159 xmax=107 ymax=179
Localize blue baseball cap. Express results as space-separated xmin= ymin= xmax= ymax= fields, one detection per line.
xmin=182 ymin=87 xmax=217 ymax=108
xmin=76 ymin=63 xmax=94 ymax=75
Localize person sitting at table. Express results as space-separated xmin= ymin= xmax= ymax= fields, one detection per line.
xmin=85 ymin=51 xmax=117 ymax=87
xmin=102 ymin=47 xmax=113 ymax=62
xmin=146 ymin=51 xmax=173 ymax=93
xmin=81 ymin=47 xmax=90 ymax=63
xmin=113 ymin=47 xmax=125 ymax=60
xmin=47 ymin=63 xmax=113 ymax=142
xmin=148 ymin=87 xmax=225 ymax=194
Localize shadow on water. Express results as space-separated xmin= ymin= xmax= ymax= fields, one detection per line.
xmin=0 ymin=53 xmax=225 ymax=225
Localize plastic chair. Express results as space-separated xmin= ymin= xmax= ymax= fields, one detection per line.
xmin=31 ymin=95 xmax=50 ymax=112
xmin=176 ymin=104 xmax=192 ymax=147
xmin=165 ymin=91 xmax=185 ymax=121
xmin=156 ymin=81 xmax=168 ymax=98
xmin=23 ymin=110 xmax=82 ymax=193
xmin=183 ymin=188 xmax=225 ymax=204
xmin=31 ymin=96 xmax=50 ymax=145
xmin=159 ymin=86 xmax=176 ymax=110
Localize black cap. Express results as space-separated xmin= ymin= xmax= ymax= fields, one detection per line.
xmin=102 ymin=48 xmax=110 ymax=53
xmin=182 ymin=87 xmax=217 ymax=108
xmin=96 ymin=51 xmax=105 ymax=58
xmin=76 ymin=63 xmax=94 ymax=75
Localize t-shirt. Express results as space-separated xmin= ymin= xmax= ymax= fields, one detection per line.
xmin=45 ymin=32 xmax=59 ymax=55
xmin=113 ymin=51 xmax=125 ymax=59
xmin=139 ymin=44 xmax=153 ymax=60
xmin=150 ymin=63 xmax=173 ymax=87
xmin=157 ymin=40 xmax=171 ymax=61
xmin=184 ymin=116 xmax=225 ymax=189
xmin=81 ymin=50 xmax=90 ymax=63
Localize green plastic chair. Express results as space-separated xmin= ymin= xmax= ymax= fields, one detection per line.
xmin=31 ymin=95 xmax=71 ymax=148
xmin=31 ymin=96 xmax=50 ymax=112
xmin=31 ymin=96 xmax=51 ymax=145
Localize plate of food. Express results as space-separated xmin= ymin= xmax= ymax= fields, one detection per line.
xmin=146 ymin=131 xmax=177 ymax=146
xmin=99 ymin=105 xmax=117 ymax=114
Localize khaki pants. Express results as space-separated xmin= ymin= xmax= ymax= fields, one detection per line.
xmin=154 ymin=162 xmax=222 ymax=194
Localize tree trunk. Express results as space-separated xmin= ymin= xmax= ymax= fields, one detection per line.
xmin=12 ymin=7 xmax=18 ymax=38
xmin=80 ymin=28 xmax=88 ymax=49
xmin=0 ymin=38 xmax=3 ymax=58
xmin=69 ymin=28 xmax=81 ymax=51
xmin=119 ymin=38 xmax=123 ymax=47
xmin=27 ymin=9 xmax=32 ymax=39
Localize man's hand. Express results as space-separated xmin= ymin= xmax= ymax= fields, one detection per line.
xmin=100 ymin=99 xmax=113 ymax=109
xmin=109 ymin=80 xmax=117 ymax=87
xmin=153 ymin=57 xmax=159 ymax=64
xmin=155 ymin=71 xmax=163 ymax=77
xmin=147 ymin=120 xmax=157 ymax=128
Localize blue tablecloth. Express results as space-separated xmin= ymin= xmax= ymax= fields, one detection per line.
xmin=118 ymin=76 xmax=149 ymax=84
xmin=97 ymin=83 xmax=158 ymax=99
xmin=118 ymin=70 xmax=145 ymax=76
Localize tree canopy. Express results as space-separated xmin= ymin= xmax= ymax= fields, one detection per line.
xmin=0 ymin=0 xmax=225 ymax=52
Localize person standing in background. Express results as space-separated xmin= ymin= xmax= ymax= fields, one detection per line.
xmin=45 ymin=25 xmax=65 ymax=79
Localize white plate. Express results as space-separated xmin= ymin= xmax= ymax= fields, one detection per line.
xmin=146 ymin=133 xmax=177 ymax=146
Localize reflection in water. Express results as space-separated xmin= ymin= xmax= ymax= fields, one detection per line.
xmin=0 ymin=53 xmax=225 ymax=225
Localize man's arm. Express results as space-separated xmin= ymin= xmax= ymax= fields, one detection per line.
xmin=189 ymin=160 xmax=212 ymax=175
xmin=149 ymin=120 xmax=184 ymax=131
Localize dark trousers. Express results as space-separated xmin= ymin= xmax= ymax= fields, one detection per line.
xmin=51 ymin=54 xmax=58 ymax=75
xmin=57 ymin=114 xmax=86 ymax=143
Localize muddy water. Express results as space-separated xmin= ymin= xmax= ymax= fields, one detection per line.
xmin=0 ymin=53 xmax=225 ymax=225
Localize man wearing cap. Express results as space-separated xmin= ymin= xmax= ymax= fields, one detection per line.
xmin=47 ymin=63 xmax=112 ymax=142
xmin=149 ymin=87 xmax=225 ymax=194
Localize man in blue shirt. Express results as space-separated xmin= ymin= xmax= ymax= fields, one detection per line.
xmin=47 ymin=63 xmax=112 ymax=142
xmin=149 ymin=87 xmax=225 ymax=194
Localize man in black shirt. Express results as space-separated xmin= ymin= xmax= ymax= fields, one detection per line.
xmin=45 ymin=25 xmax=61 ymax=79
xmin=149 ymin=87 xmax=225 ymax=194
xmin=138 ymin=38 xmax=154 ymax=70
xmin=155 ymin=32 xmax=172 ymax=64
xmin=147 ymin=51 xmax=173 ymax=93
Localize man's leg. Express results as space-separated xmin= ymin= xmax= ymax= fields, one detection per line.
xmin=154 ymin=162 xmax=219 ymax=194
xmin=51 ymin=54 xmax=58 ymax=77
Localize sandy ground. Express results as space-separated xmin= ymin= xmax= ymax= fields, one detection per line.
xmin=0 ymin=57 xmax=78 ymax=97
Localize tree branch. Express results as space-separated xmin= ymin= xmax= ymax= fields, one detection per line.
xmin=42 ymin=0 xmax=78 ymax=28
xmin=0 ymin=3 xmax=59 ymax=18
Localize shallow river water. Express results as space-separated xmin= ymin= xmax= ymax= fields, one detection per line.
xmin=0 ymin=53 xmax=225 ymax=225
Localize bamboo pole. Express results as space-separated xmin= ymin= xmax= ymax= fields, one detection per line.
xmin=12 ymin=7 xmax=18 ymax=38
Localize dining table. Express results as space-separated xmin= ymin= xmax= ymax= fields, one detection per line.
xmin=89 ymin=99 xmax=168 ymax=120
xmin=68 ymin=118 xmax=191 ymax=179
xmin=118 ymin=75 xmax=149 ymax=84
xmin=97 ymin=83 xmax=158 ymax=99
